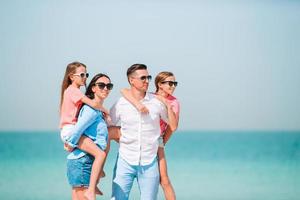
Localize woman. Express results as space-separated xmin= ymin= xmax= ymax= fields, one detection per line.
xmin=121 ymin=71 xmax=180 ymax=200
xmin=65 ymin=73 xmax=114 ymax=200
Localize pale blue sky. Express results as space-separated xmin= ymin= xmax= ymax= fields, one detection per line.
xmin=0 ymin=0 xmax=299 ymax=131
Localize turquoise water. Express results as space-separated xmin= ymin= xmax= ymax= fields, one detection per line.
xmin=0 ymin=131 xmax=300 ymax=200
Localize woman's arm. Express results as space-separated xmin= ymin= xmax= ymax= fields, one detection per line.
xmin=121 ymin=88 xmax=149 ymax=114
xmin=81 ymin=95 xmax=109 ymax=115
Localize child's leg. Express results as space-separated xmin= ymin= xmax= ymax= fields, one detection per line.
xmin=77 ymin=136 xmax=106 ymax=200
xmin=158 ymin=147 xmax=176 ymax=200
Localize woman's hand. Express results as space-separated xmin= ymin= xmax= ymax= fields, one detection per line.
xmin=64 ymin=143 xmax=74 ymax=152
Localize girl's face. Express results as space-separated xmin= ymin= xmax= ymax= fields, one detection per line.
xmin=93 ymin=76 xmax=113 ymax=100
xmin=158 ymin=76 xmax=177 ymax=96
xmin=70 ymin=66 xmax=88 ymax=87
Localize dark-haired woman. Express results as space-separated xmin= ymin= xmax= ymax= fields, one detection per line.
xmin=65 ymin=73 xmax=114 ymax=200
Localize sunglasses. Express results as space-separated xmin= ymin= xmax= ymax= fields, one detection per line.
xmin=95 ymin=82 xmax=114 ymax=90
xmin=73 ymin=72 xmax=89 ymax=78
xmin=135 ymin=75 xmax=152 ymax=82
xmin=161 ymin=81 xmax=178 ymax=87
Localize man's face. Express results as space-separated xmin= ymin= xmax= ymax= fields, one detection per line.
xmin=130 ymin=69 xmax=151 ymax=92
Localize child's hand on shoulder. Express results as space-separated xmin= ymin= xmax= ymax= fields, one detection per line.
xmin=136 ymin=103 xmax=149 ymax=114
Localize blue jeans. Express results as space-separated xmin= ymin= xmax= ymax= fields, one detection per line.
xmin=111 ymin=156 xmax=159 ymax=200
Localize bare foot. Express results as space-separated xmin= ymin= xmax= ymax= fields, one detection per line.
xmin=95 ymin=186 xmax=103 ymax=196
xmin=84 ymin=190 xmax=96 ymax=200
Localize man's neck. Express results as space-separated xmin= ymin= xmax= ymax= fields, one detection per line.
xmin=130 ymin=87 xmax=146 ymax=101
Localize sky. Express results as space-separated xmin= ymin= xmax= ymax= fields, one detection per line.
xmin=0 ymin=0 xmax=300 ymax=131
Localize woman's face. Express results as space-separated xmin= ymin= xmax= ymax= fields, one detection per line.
xmin=158 ymin=75 xmax=177 ymax=95
xmin=93 ymin=76 xmax=112 ymax=100
xmin=71 ymin=66 xmax=88 ymax=86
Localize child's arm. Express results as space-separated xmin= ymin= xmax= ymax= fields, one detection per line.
xmin=121 ymin=88 xmax=149 ymax=114
xmin=66 ymin=107 xmax=97 ymax=148
xmin=81 ymin=95 xmax=109 ymax=115
xmin=156 ymin=95 xmax=178 ymax=132
xmin=163 ymin=126 xmax=173 ymax=145
xmin=162 ymin=100 xmax=180 ymax=145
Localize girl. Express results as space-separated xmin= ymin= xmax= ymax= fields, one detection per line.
xmin=60 ymin=62 xmax=108 ymax=200
xmin=121 ymin=71 xmax=180 ymax=200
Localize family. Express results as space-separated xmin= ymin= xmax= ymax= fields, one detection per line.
xmin=59 ymin=62 xmax=180 ymax=200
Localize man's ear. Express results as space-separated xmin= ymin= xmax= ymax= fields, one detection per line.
xmin=129 ymin=77 xmax=134 ymax=85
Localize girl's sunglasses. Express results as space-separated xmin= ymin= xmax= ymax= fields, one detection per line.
xmin=161 ymin=81 xmax=178 ymax=87
xmin=95 ymin=82 xmax=114 ymax=90
xmin=73 ymin=72 xmax=89 ymax=78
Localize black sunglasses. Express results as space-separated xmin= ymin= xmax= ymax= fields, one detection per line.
xmin=137 ymin=75 xmax=152 ymax=81
xmin=161 ymin=81 xmax=178 ymax=87
xmin=73 ymin=72 xmax=89 ymax=78
xmin=95 ymin=82 xmax=114 ymax=90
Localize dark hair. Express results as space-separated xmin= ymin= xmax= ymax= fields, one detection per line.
xmin=85 ymin=73 xmax=111 ymax=99
xmin=60 ymin=61 xmax=87 ymax=111
xmin=126 ymin=64 xmax=147 ymax=82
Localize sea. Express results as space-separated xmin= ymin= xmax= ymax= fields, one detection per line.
xmin=0 ymin=131 xmax=299 ymax=200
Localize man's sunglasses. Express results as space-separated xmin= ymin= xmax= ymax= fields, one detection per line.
xmin=95 ymin=82 xmax=114 ymax=90
xmin=161 ymin=81 xmax=178 ymax=87
xmin=136 ymin=75 xmax=152 ymax=82
xmin=73 ymin=72 xmax=89 ymax=78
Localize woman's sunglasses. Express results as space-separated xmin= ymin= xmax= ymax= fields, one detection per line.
xmin=95 ymin=82 xmax=114 ymax=90
xmin=73 ymin=72 xmax=89 ymax=78
xmin=161 ymin=81 xmax=178 ymax=87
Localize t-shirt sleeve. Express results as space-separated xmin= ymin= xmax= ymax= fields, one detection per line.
xmin=70 ymin=87 xmax=84 ymax=104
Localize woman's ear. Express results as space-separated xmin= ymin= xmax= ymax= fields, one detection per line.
xmin=92 ymin=85 xmax=97 ymax=93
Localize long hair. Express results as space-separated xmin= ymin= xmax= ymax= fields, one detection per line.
xmin=85 ymin=73 xmax=111 ymax=100
xmin=60 ymin=61 xmax=86 ymax=110
xmin=154 ymin=71 xmax=174 ymax=92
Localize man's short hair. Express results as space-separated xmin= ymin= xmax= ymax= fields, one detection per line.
xmin=127 ymin=64 xmax=147 ymax=78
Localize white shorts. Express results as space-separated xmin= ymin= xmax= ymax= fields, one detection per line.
xmin=60 ymin=124 xmax=75 ymax=142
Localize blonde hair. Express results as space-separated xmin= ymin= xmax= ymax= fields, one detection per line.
xmin=60 ymin=61 xmax=86 ymax=110
xmin=154 ymin=71 xmax=174 ymax=92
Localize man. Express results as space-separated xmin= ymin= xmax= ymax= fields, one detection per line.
xmin=110 ymin=64 xmax=176 ymax=200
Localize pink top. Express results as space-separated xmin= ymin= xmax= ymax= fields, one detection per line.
xmin=59 ymin=85 xmax=84 ymax=128
xmin=160 ymin=95 xmax=180 ymax=135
